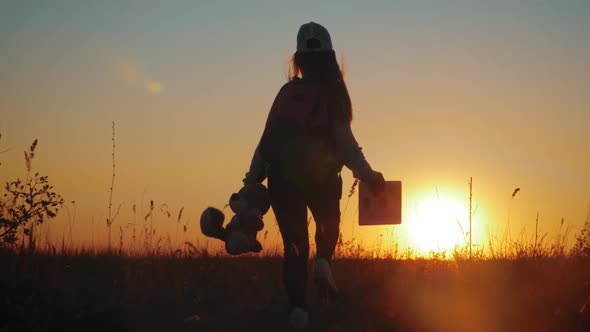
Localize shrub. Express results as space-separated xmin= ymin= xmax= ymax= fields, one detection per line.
xmin=0 ymin=138 xmax=64 ymax=250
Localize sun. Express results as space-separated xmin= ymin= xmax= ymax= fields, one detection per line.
xmin=406 ymin=196 xmax=469 ymax=254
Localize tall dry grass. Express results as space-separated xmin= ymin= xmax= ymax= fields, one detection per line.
xmin=2 ymin=126 xmax=589 ymax=263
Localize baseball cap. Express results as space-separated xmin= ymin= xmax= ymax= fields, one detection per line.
xmin=296 ymin=22 xmax=333 ymax=52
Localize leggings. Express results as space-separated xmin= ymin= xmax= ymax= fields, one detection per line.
xmin=268 ymin=168 xmax=342 ymax=308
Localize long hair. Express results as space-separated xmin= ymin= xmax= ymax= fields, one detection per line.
xmin=289 ymin=50 xmax=353 ymax=124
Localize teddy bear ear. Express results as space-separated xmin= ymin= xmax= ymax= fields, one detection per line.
xmin=229 ymin=197 xmax=247 ymax=214
xmin=200 ymin=207 xmax=226 ymax=241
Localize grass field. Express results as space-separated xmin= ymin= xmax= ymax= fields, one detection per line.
xmin=2 ymin=252 xmax=590 ymax=332
xmin=2 ymin=136 xmax=590 ymax=331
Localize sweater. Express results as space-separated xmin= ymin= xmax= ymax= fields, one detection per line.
xmin=243 ymin=79 xmax=375 ymax=185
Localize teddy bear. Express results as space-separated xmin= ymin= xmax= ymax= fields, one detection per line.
xmin=199 ymin=183 xmax=271 ymax=255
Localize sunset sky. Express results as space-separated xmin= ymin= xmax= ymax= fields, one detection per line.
xmin=1 ymin=1 xmax=589 ymax=255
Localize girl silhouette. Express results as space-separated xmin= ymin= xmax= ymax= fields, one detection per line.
xmin=243 ymin=22 xmax=385 ymax=330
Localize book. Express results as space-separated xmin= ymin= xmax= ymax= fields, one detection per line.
xmin=358 ymin=180 xmax=402 ymax=225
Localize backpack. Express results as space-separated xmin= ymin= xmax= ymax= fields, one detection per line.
xmin=259 ymin=79 xmax=341 ymax=190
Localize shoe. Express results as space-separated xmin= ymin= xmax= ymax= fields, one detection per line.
xmin=288 ymin=307 xmax=309 ymax=331
xmin=314 ymin=258 xmax=339 ymax=300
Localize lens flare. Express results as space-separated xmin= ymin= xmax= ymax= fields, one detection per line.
xmin=144 ymin=80 xmax=163 ymax=95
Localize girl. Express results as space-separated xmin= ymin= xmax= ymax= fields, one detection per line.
xmin=243 ymin=22 xmax=384 ymax=330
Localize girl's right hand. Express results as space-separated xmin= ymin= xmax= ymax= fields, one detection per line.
xmin=368 ymin=171 xmax=385 ymax=195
